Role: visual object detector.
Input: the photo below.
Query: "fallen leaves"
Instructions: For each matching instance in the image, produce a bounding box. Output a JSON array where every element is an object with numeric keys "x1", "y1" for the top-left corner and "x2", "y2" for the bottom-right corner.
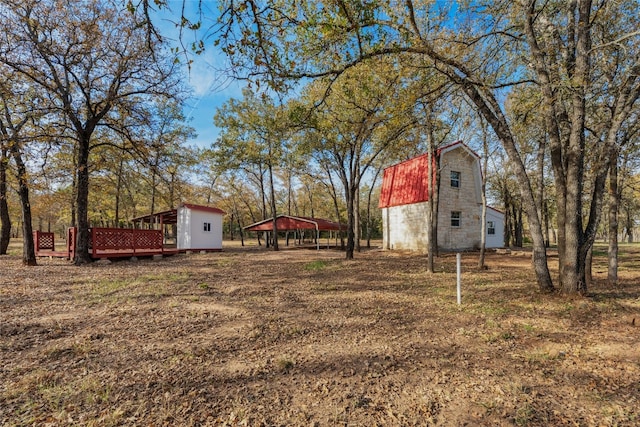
[{"x1": 1, "y1": 244, "x2": 639, "y2": 425}]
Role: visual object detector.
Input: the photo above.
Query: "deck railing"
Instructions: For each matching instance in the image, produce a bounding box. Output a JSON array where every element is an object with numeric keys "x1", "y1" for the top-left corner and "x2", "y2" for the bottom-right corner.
[
  {"x1": 35, "y1": 227, "x2": 168, "y2": 259},
  {"x1": 90, "y1": 227, "x2": 163, "y2": 257}
]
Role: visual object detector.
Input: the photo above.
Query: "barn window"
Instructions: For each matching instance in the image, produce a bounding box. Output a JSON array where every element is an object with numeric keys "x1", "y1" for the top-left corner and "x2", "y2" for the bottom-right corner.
[
  {"x1": 451, "y1": 211, "x2": 461, "y2": 227},
  {"x1": 450, "y1": 171, "x2": 461, "y2": 188},
  {"x1": 487, "y1": 221, "x2": 495, "y2": 235},
  {"x1": 203, "y1": 222, "x2": 211, "y2": 232}
]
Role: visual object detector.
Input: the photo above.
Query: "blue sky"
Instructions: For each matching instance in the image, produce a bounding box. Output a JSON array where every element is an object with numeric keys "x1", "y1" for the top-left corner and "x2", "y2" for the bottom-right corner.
[{"x1": 152, "y1": 1, "x2": 245, "y2": 148}]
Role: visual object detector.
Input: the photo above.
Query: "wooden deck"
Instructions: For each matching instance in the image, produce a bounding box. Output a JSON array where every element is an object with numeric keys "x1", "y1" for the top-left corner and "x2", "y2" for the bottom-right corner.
[{"x1": 34, "y1": 228, "x2": 186, "y2": 260}]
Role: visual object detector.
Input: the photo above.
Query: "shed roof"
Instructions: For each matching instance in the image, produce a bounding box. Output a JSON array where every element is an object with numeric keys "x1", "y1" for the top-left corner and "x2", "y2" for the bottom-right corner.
[
  {"x1": 244, "y1": 215, "x2": 346, "y2": 232},
  {"x1": 132, "y1": 203, "x2": 225, "y2": 225},
  {"x1": 379, "y1": 140, "x2": 480, "y2": 209}
]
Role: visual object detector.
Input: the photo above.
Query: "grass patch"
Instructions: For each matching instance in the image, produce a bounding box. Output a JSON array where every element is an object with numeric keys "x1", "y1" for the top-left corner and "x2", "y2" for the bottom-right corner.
[
  {"x1": 304, "y1": 260, "x2": 329, "y2": 271},
  {"x1": 276, "y1": 357, "x2": 294, "y2": 372},
  {"x1": 91, "y1": 279, "x2": 129, "y2": 299},
  {"x1": 139, "y1": 272, "x2": 190, "y2": 282}
]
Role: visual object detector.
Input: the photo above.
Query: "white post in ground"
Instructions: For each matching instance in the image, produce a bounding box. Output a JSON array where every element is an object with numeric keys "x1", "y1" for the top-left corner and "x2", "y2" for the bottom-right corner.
[{"x1": 456, "y1": 252, "x2": 462, "y2": 305}]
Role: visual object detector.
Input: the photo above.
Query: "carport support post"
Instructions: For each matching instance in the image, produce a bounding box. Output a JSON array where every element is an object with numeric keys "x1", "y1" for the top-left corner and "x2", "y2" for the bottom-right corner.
[{"x1": 456, "y1": 253, "x2": 462, "y2": 305}]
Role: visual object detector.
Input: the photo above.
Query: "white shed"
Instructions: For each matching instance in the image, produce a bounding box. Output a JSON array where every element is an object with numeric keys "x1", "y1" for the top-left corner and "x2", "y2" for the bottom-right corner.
[
  {"x1": 132, "y1": 203, "x2": 225, "y2": 253},
  {"x1": 176, "y1": 204, "x2": 225, "y2": 251}
]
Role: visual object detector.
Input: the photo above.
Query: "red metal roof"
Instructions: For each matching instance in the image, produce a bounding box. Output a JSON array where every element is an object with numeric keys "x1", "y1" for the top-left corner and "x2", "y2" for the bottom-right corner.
[
  {"x1": 182, "y1": 203, "x2": 226, "y2": 215},
  {"x1": 378, "y1": 153, "x2": 435, "y2": 208},
  {"x1": 131, "y1": 203, "x2": 225, "y2": 224},
  {"x1": 244, "y1": 215, "x2": 346, "y2": 232},
  {"x1": 379, "y1": 141, "x2": 476, "y2": 209}
]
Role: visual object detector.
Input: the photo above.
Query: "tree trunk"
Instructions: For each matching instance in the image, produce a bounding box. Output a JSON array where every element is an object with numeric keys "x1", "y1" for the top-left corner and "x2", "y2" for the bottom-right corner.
[
  {"x1": 365, "y1": 167, "x2": 381, "y2": 249},
  {"x1": 267, "y1": 155, "x2": 279, "y2": 251},
  {"x1": 70, "y1": 152, "x2": 77, "y2": 228},
  {"x1": 503, "y1": 184, "x2": 512, "y2": 247},
  {"x1": 585, "y1": 245, "x2": 594, "y2": 288},
  {"x1": 150, "y1": 163, "x2": 157, "y2": 216},
  {"x1": 424, "y1": 109, "x2": 438, "y2": 272},
  {"x1": 426, "y1": 142, "x2": 435, "y2": 273},
  {"x1": 326, "y1": 167, "x2": 345, "y2": 249},
  {"x1": 355, "y1": 188, "x2": 361, "y2": 252},
  {"x1": 607, "y1": 150, "x2": 619, "y2": 286},
  {"x1": 235, "y1": 207, "x2": 245, "y2": 246},
  {"x1": 625, "y1": 209, "x2": 633, "y2": 243},
  {"x1": 0, "y1": 147, "x2": 11, "y2": 255},
  {"x1": 345, "y1": 182, "x2": 356, "y2": 259},
  {"x1": 74, "y1": 136, "x2": 93, "y2": 264},
  {"x1": 115, "y1": 154, "x2": 124, "y2": 226},
  {"x1": 515, "y1": 206, "x2": 523, "y2": 248},
  {"x1": 433, "y1": 153, "x2": 441, "y2": 257},
  {"x1": 543, "y1": 200, "x2": 550, "y2": 247},
  {"x1": 478, "y1": 127, "x2": 489, "y2": 269},
  {"x1": 10, "y1": 144, "x2": 36, "y2": 265},
  {"x1": 456, "y1": 78, "x2": 554, "y2": 292}
]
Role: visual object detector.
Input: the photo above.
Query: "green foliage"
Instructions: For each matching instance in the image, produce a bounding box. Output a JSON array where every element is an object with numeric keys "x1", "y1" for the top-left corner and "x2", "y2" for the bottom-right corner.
[{"x1": 304, "y1": 260, "x2": 328, "y2": 271}]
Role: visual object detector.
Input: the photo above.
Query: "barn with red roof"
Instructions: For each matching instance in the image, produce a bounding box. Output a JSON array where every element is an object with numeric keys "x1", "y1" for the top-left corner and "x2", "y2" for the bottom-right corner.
[{"x1": 379, "y1": 141, "x2": 504, "y2": 251}]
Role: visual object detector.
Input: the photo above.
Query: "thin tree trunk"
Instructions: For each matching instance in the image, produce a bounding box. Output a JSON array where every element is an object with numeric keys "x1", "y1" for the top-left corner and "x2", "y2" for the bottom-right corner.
[
  {"x1": 0, "y1": 147, "x2": 11, "y2": 254},
  {"x1": 150, "y1": 165, "x2": 157, "y2": 217},
  {"x1": 515, "y1": 206, "x2": 524, "y2": 247},
  {"x1": 115, "y1": 154, "x2": 124, "y2": 226},
  {"x1": 607, "y1": 149, "x2": 619, "y2": 286},
  {"x1": 365, "y1": 167, "x2": 382, "y2": 249},
  {"x1": 543, "y1": 200, "x2": 550, "y2": 247},
  {"x1": 345, "y1": 182, "x2": 356, "y2": 259},
  {"x1": 325, "y1": 167, "x2": 345, "y2": 249},
  {"x1": 355, "y1": 187, "x2": 361, "y2": 252},
  {"x1": 424, "y1": 107, "x2": 437, "y2": 272},
  {"x1": 70, "y1": 151, "x2": 77, "y2": 228},
  {"x1": 478, "y1": 126, "x2": 489, "y2": 269},
  {"x1": 10, "y1": 144, "x2": 36, "y2": 265},
  {"x1": 433, "y1": 153, "x2": 441, "y2": 257},
  {"x1": 585, "y1": 245, "x2": 593, "y2": 288},
  {"x1": 625, "y1": 209, "x2": 633, "y2": 243},
  {"x1": 267, "y1": 153, "x2": 279, "y2": 251},
  {"x1": 503, "y1": 187, "x2": 512, "y2": 247}
]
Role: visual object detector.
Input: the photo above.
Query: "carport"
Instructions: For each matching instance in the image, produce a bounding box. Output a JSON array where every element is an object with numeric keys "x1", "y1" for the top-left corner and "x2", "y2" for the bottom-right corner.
[{"x1": 244, "y1": 215, "x2": 345, "y2": 250}]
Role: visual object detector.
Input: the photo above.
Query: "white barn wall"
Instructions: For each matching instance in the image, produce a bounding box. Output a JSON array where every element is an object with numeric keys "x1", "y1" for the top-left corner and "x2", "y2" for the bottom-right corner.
[{"x1": 382, "y1": 203, "x2": 430, "y2": 252}]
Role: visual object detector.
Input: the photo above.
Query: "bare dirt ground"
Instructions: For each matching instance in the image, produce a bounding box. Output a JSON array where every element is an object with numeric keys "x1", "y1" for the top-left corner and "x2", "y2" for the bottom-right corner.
[{"x1": 1, "y1": 240, "x2": 639, "y2": 426}]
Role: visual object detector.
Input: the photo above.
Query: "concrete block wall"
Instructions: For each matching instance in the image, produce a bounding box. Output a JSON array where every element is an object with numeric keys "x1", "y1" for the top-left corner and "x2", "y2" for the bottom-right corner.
[
  {"x1": 438, "y1": 148, "x2": 482, "y2": 250},
  {"x1": 382, "y1": 203, "x2": 431, "y2": 252}
]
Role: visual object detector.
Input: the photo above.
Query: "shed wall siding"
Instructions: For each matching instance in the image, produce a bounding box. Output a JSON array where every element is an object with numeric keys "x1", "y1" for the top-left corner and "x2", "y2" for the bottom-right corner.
[
  {"x1": 177, "y1": 207, "x2": 223, "y2": 250},
  {"x1": 177, "y1": 207, "x2": 191, "y2": 250},
  {"x1": 485, "y1": 209, "x2": 505, "y2": 248}
]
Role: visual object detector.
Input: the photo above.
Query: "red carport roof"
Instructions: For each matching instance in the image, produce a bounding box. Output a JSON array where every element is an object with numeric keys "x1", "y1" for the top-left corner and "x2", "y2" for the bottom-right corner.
[{"x1": 244, "y1": 215, "x2": 346, "y2": 232}]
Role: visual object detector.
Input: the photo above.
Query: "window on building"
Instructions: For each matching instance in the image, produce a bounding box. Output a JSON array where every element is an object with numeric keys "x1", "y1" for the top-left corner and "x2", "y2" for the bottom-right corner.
[
  {"x1": 487, "y1": 221, "x2": 495, "y2": 235},
  {"x1": 451, "y1": 211, "x2": 461, "y2": 227},
  {"x1": 203, "y1": 222, "x2": 211, "y2": 232},
  {"x1": 450, "y1": 170, "x2": 461, "y2": 188}
]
